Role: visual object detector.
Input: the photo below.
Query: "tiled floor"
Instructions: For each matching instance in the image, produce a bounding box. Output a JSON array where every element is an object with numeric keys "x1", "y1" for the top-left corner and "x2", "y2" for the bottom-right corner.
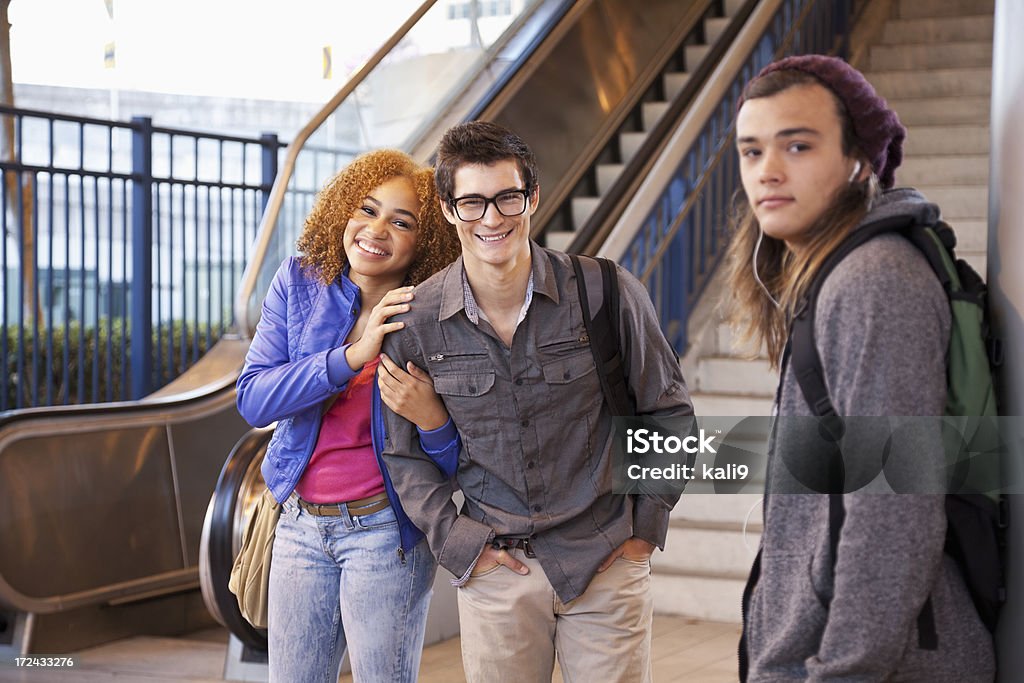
[{"x1": 0, "y1": 616, "x2": 741, "y2": 683}]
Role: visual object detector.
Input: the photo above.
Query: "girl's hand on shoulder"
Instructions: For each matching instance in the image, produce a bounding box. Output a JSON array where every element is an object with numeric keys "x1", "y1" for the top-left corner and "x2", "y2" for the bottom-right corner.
[
  {"x1": 345, "y1": 286, "x2": 414, "y2": 370},
  {"x1": 378, "y1": 354, "x2": 449, "y2": 432}
]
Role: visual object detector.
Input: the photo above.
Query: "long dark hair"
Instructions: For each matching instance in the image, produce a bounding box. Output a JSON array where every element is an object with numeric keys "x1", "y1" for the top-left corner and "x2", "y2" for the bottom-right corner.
[{"x1": 724, "y1": 70, "x2": 879, "y2": 367}]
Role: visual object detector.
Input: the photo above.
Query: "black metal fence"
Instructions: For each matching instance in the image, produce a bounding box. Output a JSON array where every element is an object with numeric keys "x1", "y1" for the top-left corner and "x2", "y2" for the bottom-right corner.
[{"x1": 1, "y1": 106, "x2": 282, "y2": 409}]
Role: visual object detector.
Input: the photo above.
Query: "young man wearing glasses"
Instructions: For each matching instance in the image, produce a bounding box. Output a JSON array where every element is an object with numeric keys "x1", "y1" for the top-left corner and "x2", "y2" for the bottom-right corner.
[{"x1": 379, "y1": 121, "x2": 693, "y2": 682}]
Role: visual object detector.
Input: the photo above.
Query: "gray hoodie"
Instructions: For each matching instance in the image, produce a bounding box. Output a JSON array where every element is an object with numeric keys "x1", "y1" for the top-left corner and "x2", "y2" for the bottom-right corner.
[{"x1": 744, "y1": 189, "x2": 996, "y2": 681}]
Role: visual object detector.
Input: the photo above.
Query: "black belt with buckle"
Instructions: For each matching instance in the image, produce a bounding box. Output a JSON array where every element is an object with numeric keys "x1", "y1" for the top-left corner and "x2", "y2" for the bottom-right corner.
[
  {"x1": 297, "y1": 492, "x2": 390, "y2": 518},
  {"x1": 492, "y1": 536, "x2": 536, "y2": 558}
]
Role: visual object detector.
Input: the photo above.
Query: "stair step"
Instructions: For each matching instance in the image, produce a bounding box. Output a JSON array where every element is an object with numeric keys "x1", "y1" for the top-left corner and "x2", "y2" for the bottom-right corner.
[
  {"x1": 897, "y1": 155, "x2": 989, "y2": 186},
  {"x1": 696, "y1": 357, "x2": 778, "y2": 397},
  {"x1": 914, "y1": 185, "x2": 988, "y2": 220},
  {"x1": 948, "y1": 220, "x2": 988, "y2": 252},
  {"x1": 904, "y1": 124, "x2": 989, "y2": 155},
  {"x1": 685, "y1": 44, "x2": 711, "y2": 70},
  {"x1": 596, "y1": 163, "x2": 625, "y2": 196},
  {"x1": 619, "y1": 131, "x2": 648, "y2": 163},
  {"x1": 712, "y1": 321, "x2": 767, "y2": 357},
  {"x1": 663, "y1": 72, "x2": 690, "y2": 100},
  {"x1": 869, "y1": 67, "x2": 991, "y2": 99},
  {"x1": 642, "y1": 101, "x2": 671, "y2": 131},
  {"x1": 571, "y1": 196, "x2": 601, "y2": 232},
  {"x1": 895, "y1": 0, "x2": 994, "y2": 20},
  {"x1": 887, "y1": 96, "x2": 990, "y2": 126},
  {"x1": 704, "y1": 16, "x2": 731, "y2": 43},
  {"x1": 544, "y1": 230, "x2": 575, "y2": 253},
  {"x1": 650, "y1": 572, "x2": 744, "y2": 622},
  {"x1": 690, "y1": 392, "x2": 775, "y2": 417},
  {"x1": 672, "y1": 492, "x2": 765, "y2": 528},
  {"x1": 870, "y1": 41, "x2": 992, "y2": 71},
  {"x1": 723, "y1": 0, "x2": 746, "y2": 17},
  {"x1": 880, "y1": 15, "x2": 993, "y2": 44},
  {"x1": 656, "y1": 526, "x2": 760, "y2": 579}
]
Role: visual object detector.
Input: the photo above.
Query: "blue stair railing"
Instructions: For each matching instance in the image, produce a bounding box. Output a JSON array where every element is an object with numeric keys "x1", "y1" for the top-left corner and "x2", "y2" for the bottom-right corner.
[{"x1": 598, "y1": 0, "x2": 853, "y2": 355}]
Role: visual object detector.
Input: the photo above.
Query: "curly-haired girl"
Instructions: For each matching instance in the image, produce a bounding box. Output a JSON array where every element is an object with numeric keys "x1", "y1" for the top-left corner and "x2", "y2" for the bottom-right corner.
[{"x1": 236, "y1": 148, "x2": 461, "y2": 682}]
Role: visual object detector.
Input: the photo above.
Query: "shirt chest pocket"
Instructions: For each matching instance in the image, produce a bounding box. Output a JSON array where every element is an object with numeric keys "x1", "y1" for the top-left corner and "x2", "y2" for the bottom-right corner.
[
  {"x1": 432, "y1": 370, "x2": 498, "y2": 440},
  {"x1": 539, "y1": 347, "x2": 601, "y2": 421},
  {"x1": 541, "y1": 352, "x2": 595, "y2": 385},
  {"x1": 539, "y1": 333, "x2": 597, "y2": 386},
  {"x1": 433, "y1": 371, "x2": 495, "y2": 398}
]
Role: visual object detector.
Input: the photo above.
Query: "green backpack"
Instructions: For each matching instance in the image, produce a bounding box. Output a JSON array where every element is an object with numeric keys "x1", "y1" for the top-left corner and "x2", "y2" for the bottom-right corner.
[{"x1": 788, "y1": 216, "x2": 1006, "y2": 640}]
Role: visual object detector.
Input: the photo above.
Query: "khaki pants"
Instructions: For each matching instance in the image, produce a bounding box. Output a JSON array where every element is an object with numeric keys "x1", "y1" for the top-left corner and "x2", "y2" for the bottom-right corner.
[{"x1": 457, "y1": 551, "x2": 653, "y2": 683}]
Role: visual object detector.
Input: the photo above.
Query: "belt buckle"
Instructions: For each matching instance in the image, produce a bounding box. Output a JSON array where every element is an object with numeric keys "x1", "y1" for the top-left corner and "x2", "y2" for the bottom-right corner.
[{"x1": 494, "y1": 537, "x2": 536, "y2": 559}]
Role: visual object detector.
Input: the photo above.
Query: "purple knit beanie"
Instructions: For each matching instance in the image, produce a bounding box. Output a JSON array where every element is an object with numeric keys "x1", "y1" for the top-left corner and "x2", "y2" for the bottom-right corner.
[{"x1": 740, "y1": 55, "x2": 906, "y2": 189}]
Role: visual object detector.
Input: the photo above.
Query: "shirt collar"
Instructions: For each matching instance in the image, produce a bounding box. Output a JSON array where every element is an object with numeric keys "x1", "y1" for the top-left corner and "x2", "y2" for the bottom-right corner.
[
  {"x1": 436, "y1": 241, "x2": 560, "y2": 323},
  {"x1": 462, "y1": 267, "x2": 534, "y2": 326}
]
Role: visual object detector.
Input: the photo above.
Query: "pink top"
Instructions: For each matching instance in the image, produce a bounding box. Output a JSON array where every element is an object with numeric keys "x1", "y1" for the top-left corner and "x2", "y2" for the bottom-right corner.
[{"x1": 294, "y1": 357, "x2": 386, "y2": 504}]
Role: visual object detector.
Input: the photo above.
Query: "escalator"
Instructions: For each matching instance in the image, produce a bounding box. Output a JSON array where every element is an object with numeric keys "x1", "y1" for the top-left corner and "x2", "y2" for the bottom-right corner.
[
  {"x1": 0, "y1": 0, "x2": 764, "y2": 658},
  {"x1": 206, "y1": 0, "x2": 760, "y2": 659},
  {"x1": 0, "y1": 1, "x2": 572, "y2": 657}
]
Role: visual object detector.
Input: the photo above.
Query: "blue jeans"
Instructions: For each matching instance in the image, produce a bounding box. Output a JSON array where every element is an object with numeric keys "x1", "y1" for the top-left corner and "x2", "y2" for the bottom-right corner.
[{"x1": 267, "y1": 494, "x2": 436, "y2": 683}]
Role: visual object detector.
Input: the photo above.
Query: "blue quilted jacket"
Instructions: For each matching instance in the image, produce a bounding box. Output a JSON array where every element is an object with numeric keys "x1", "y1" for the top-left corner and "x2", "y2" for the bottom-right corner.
[{"x1": 236, "y1": 257, "x2": 459, "y2": 554}]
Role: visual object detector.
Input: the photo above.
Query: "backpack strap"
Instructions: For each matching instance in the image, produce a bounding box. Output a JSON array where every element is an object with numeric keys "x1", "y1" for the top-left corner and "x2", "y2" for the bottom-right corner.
[
  {"x1": 570, "y1": 254, "x2": 635, "y2": 416},
  {"x1": 789, "y1": 215, "x2": 917, "y2": 419},
  {"x1": 791, "y1": 215, "x2": 944, "y2": 649}
]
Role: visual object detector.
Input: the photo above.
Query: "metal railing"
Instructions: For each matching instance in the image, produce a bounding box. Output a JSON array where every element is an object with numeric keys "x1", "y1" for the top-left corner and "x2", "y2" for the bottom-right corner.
[
  {"x1": 599, "y1": 0, "x2": 852, "y2": 353},
  {"x1": 0, "y1": 106, "x2": 284, "y2": 408},
  {"x1": 2, "y1": 0, "x2": 554, "y2": 413}
]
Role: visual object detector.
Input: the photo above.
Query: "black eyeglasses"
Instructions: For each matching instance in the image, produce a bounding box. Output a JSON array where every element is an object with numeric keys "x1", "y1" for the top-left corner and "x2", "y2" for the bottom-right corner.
[{"x1": 449, "y1": 188, "x2": 532, "y2": 222}]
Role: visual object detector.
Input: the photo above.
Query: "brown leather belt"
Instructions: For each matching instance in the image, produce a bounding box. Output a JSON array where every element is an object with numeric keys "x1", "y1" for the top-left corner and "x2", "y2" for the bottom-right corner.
[{"x1": 297, "y1": 492, "x2": 390, "y2": 517}]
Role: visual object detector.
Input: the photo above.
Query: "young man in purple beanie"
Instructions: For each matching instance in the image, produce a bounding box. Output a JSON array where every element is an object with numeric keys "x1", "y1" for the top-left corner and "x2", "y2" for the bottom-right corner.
[{"x1": 726, "y1": 55, "x2": 996, "y2": 681}]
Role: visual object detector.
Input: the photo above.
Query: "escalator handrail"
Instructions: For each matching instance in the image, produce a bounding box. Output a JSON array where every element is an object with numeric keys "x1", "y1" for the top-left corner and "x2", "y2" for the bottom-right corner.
[
  {"x1": 466, "y1": 0, "x2": 595, "y2": 127},
  {"x1": 0, "y1": 567, "x2": 201, "y2": 615},
  {"x1": 0, "y1": 337, "x2": 247, "y2": 430},
  {"x1": 0, "y1": 378, "x2": 241, "y2": 613},
  {"x1": 406, "y1": 0, "x2": 577, "y2": 163},
  {"x1": 200, "y1": 426, "x2": 274, "y2": 651},
  {"x1": 570, "y1": 0, "x2": 761, "y2": 255},
  {"x1": 525, "y1": 0, "x2": 717, "y2": 240},
  {"x1": 598, "y1": 0, "x2": 791, "y2": 265},
  {"x1": 457, "y1": 0, "x2": 577, "y2": 128},
  {"x1": 234, "y1": 0, "x2": 439, "y2": 338}
]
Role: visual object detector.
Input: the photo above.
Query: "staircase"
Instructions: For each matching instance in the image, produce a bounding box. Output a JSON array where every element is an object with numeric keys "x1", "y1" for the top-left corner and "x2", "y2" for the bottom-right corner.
[
  {"x1": 864, "y1": 0, "x2": 993, "y2": 275},
  {"x1": 546, "y1": 0, "x2": 749, "y2": 251},
  {"x1": 653, "y1": 0, "x2": 994, "y2": 624}
]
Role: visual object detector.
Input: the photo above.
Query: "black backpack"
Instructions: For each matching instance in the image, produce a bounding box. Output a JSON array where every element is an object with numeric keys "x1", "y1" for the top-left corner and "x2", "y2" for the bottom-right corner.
[
  {"x1": 788, "y1": 216, "x2": 1007, "y2": 643},
  {"x1": 569, "y1": 254, "x2": 635, "y2": 417}
]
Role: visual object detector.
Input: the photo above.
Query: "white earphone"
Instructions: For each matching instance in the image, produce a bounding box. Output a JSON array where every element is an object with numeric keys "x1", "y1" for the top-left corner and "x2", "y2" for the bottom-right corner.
[{"x1": 848, "y1": 161, "x2": 862, "y2": 183}]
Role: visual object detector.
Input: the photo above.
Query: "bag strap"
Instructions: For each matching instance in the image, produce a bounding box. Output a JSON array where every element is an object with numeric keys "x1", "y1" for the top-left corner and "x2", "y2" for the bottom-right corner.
[
  {"x1": 570, "y1": 254, "x2": 635, "y2": 416},
  {"x1": 789, "y1": 215, "x2": 917, "y2": 419},
  {"x1": 800, "y1": 216, "x2": 944, "y2": 650}
]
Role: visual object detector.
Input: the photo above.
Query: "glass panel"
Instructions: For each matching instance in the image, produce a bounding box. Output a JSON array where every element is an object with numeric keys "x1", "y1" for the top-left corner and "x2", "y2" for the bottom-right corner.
[{"x1": 245, "y1": 0, "x2": 545, "y2": 330}]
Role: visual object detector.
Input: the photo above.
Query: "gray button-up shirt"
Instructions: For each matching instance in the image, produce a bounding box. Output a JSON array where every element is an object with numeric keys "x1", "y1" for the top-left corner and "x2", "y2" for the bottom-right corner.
[{"x1": 381, "y1": 242, "x2": 693, "y2": 602}]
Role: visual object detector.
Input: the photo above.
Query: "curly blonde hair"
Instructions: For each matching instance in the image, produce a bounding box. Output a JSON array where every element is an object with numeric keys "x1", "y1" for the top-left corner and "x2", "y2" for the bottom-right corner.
[{"x1": 296, "y1": 149, "x2": 460, "y2": 286}]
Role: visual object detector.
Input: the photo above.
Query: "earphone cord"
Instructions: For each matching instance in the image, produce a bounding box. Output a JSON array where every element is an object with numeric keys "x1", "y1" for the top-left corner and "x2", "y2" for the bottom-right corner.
[
  {"x1": 742, "y1": 496, "x2": 765, "y2": 553},
  {"x1": 753, "y1": 227, "x2": 781, "y2": 309}
]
